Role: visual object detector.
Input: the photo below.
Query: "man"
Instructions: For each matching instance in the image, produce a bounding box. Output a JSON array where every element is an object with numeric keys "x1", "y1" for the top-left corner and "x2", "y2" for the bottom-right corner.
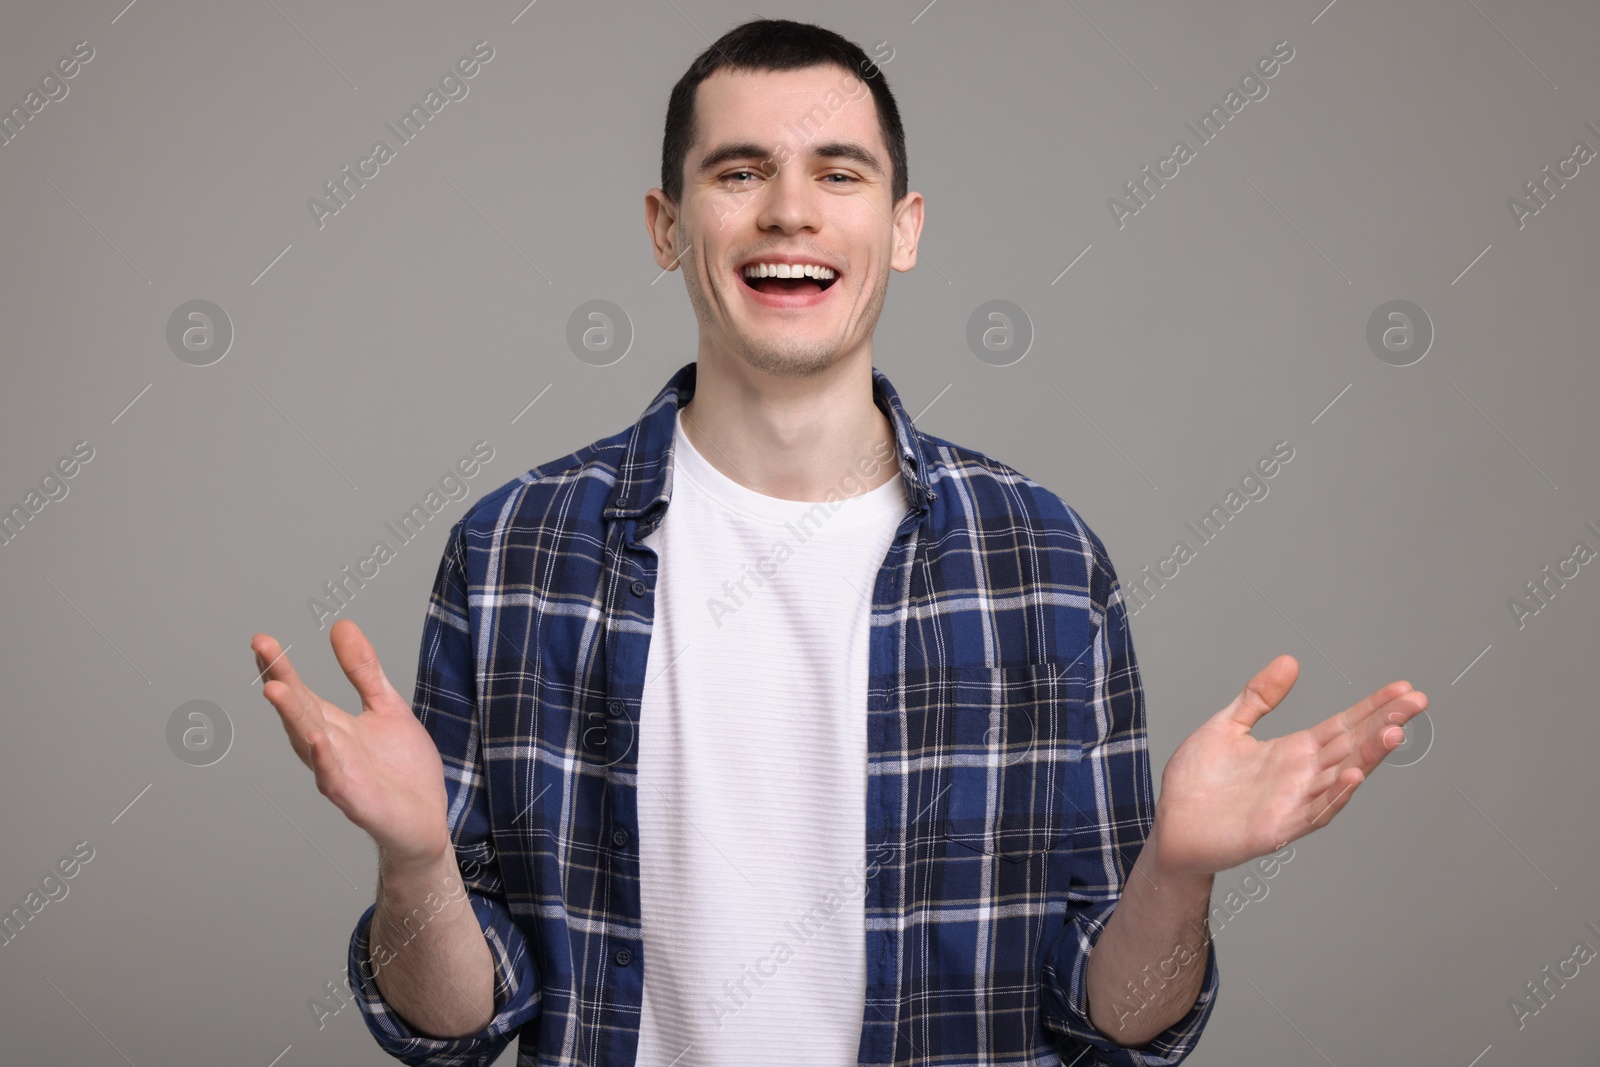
[{"x1": 251, "y1": 18, "x2": 1427, "y2": 1067}]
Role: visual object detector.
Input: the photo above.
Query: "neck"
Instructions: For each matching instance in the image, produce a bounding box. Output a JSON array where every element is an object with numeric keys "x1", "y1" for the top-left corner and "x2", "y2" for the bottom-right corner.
[{"x1": 678, "y1": 349, "x2": 899, "y2": 503}]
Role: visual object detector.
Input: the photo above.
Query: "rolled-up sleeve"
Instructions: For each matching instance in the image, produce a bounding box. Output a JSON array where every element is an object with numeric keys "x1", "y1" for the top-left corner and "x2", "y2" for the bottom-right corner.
[
  {"x1": 347, "y1": 889, "x2": 539, "y2": 1066},
  {"x1": 1041, "y1": 536, "x2": 1220, "y2": 1065},
  {"x1": 1042, "y1": 901, "x2": 1219, "y2": 1066},
  {"x1": 345, "y1": 519, "x2": 542, "y2": 1065}
]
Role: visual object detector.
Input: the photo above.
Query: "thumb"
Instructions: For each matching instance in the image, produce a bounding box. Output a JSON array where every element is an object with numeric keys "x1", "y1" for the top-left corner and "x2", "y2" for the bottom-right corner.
[
  {"x1": 328, "y1": 618, "x2": 402, "y2": 711},
  {"x1": 1222, "y1": 654, "x2": 1299, "y2": 731}
]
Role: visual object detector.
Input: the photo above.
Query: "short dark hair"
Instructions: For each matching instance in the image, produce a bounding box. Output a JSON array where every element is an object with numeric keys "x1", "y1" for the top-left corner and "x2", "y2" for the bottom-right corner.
[{"x1": 659, "y1": 18, "x2": 907, "y2": 208}]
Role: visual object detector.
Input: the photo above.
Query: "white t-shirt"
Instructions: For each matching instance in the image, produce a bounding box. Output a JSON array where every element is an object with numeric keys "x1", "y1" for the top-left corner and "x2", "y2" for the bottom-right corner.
[{"x1": 633, "y1": 410, "x2": 908, "y2": 1066}]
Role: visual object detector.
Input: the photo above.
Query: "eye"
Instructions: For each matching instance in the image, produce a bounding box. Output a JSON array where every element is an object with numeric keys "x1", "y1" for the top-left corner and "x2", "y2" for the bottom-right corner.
[
  {"x1": 723, "y1": 169, "x2": 764, "y2": 184},
  {"x1": 822, "y1": 173, "x2": 859, "y2": 184}
]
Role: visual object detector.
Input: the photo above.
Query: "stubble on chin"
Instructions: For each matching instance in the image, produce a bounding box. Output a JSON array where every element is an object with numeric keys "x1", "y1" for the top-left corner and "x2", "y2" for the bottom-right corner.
[{"x1": 738, "y1": 340, "x2": 844, "y2": 379}]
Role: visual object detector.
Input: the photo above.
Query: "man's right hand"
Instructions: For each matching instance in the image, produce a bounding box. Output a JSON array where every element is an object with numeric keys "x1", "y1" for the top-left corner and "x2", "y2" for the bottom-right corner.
[{"x1": 251, "y1": 619, "x2": 452, "y2": 872}]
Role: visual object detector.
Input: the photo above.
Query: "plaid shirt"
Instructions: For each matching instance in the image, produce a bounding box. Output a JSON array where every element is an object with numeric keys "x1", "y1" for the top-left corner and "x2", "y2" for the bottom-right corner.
[{"x1": 347, "y1": 359, "x2": 1219, "y2": 1066}]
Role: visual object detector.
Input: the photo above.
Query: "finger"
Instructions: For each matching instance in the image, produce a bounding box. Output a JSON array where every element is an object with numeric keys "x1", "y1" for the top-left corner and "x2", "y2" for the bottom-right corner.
[
  {"x1": 251, "y1": 632, "x2": 321, "y2": 707},
  {"x1": 328, "y1": 619, "x2": 403, "y2": 713},
  {"x1": 1366, "y1": 690, "x2": 1428, "y2": 768},
  {"x1": 1315, "y1": 689, "x2": 1428, "y2": 775},
  {"x1": 1223, "y1": 654, "x2": 1300, "y2": 731},
  {"x1": 259, "y1": 677, "x2": 318, "y2": 767},
  {"x1": 1305, "y1": 693, "x2": 1424, "y2": 827},
  {"x1": 304, "y1": 726, "x2": 351, "y2": 804},
  {"x1": 250, "y1": 632, "x2": 296, "y2": 687},
  {"x1": 1308, "y1": 678, "x2": 1416, "y2": 747},
  {"x1": 251, "y1": 632, "x2": 333, "y2": 760},
  {"x1": 1305, "y1": 766, "x2": 1363, "y2": 828}
]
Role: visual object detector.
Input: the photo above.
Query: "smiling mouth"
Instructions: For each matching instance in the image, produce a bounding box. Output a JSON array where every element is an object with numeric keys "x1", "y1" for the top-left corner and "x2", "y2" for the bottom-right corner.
[
  {"x1": 739, "y1": 267, "x2": 838, "y2": 296},
  {"x1": 742, "y1": 275, "x2": 835, "y2": 295}
]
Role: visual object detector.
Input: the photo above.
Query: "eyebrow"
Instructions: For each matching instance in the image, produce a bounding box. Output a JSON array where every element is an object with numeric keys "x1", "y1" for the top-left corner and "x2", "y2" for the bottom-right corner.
[{"x1": 696, "y1": 139, "x2": 885, "y2": 177}]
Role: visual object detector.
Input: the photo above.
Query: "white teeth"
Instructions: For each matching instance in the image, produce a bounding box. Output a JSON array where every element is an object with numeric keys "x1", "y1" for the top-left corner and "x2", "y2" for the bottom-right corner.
[{"x1": 741, "y1": 262, "x2": 836, "y2": 281}]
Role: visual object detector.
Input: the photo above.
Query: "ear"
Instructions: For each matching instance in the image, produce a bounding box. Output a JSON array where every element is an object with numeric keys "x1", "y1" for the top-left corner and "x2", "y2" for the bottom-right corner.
[
  {"x1": 645, "y1": 189, "x2": 683, "y2": 272},
  {"x1": 889, "y1": 190, "x2": 925, "y2": 273}
]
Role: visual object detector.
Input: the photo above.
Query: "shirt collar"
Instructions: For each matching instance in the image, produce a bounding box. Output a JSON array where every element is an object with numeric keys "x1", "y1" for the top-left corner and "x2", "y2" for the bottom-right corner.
[{"x1": 603, "y1": 359, "x2": 937, "y2": 523}]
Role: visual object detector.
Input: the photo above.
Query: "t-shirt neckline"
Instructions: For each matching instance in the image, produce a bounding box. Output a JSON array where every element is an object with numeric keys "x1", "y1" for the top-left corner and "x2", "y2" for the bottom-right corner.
[{"x1": 670, "y1": 409, "x2": 907, "y2": 528}]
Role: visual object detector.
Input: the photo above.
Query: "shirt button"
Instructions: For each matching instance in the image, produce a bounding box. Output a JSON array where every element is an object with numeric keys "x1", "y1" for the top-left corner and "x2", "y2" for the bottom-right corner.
[
  {"x1": 630, "y1": 579, "x2": 647, "y2": 597},
  {"x1": 614, "y1": 948, "x2": 633, "y2": 966},
  {"x1": 607, "y1": 700, "x2": 625, "y2": 718},
  {"x1": 611, "y1": 828, "x2": 629, "y2": 847}
]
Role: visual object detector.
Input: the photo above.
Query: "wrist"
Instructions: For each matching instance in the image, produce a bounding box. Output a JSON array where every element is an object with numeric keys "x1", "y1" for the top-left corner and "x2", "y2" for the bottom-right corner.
[
  {"x1": 1142, "y1": 818, "x2": 1216, "y2": 891},
  {"x1": 373, "y1": 850, "x2": 471, "y2": 941},
  {"x1": 378, "y1": 839, "x2": 457, "y2": 887}
]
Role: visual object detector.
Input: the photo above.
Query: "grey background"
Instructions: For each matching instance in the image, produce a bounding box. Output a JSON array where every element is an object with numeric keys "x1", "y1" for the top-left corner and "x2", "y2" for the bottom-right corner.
[{"x1": 1, "y1": 0, "x2": 1596, "y2": 1063}]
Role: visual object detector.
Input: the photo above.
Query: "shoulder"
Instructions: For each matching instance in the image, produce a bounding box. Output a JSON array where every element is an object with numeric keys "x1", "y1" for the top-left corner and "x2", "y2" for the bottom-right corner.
[
  {"x1": 923, "y1": 432, "x2": 1119, "y2": 610},
  {"x1": 450, "y1": 423, "x2": 635, "y2": 551}
]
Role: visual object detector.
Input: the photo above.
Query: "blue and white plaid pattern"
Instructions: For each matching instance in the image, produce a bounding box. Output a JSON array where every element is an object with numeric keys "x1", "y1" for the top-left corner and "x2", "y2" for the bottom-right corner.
[{"x1": 347, "y1": 359, "x2": 1219, "y2": 1066}]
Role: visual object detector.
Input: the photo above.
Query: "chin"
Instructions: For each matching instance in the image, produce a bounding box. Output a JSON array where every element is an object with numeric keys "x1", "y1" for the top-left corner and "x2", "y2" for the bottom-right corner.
[{"x1": 733, "y1": 340, "x2": 846, "y2": 379}]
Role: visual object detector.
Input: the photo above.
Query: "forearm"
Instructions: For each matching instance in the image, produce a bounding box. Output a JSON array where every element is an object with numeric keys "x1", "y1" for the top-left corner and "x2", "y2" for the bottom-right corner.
[
  {"x1": 369, "y1": 850, "x2": 497, "y2": 1038},
  {"x1": 1084, "y1": 821, "x2": 1214, "y2": 1046}
]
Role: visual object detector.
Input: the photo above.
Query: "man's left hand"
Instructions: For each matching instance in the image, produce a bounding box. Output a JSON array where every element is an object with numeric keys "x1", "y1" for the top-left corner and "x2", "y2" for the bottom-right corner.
[{"x1": 1148, "y1": 654, "x2": 1428, "y2": 879}]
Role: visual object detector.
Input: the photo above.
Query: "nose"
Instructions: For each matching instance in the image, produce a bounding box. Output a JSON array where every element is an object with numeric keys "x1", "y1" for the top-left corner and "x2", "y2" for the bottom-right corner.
[{"x1": 753, "y1": 159, "x2": 822, "y2": 235}]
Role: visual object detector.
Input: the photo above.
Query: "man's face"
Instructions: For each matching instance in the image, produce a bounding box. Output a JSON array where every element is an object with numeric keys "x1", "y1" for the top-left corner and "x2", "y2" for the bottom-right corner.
[{"x1": 647, "y1": 64, "x2": 923, "y2": 379}]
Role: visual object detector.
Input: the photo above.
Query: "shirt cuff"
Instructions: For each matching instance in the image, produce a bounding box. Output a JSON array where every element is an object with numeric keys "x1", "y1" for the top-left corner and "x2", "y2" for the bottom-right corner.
[
  {"x1": 346, "y1": 890, "x2": 541, "y2": 1067},
  {"x1": 1041, "y1": 898, "x2": 1220, "y2": 1067}
]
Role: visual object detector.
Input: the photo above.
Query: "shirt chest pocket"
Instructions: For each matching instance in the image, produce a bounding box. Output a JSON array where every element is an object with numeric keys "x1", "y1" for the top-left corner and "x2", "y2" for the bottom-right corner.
[{"x1": 939, "y1": 659, "x2": 1092, "y2": 862}]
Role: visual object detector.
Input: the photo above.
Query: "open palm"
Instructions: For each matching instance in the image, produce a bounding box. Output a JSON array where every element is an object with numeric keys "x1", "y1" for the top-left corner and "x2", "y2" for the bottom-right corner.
[
  {"x1": 1150, "y1": 654, "x2": 1428, "y2": 879},
  {"x1": 251, "y1": 619, "x2": 451, "y2": 869}
]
